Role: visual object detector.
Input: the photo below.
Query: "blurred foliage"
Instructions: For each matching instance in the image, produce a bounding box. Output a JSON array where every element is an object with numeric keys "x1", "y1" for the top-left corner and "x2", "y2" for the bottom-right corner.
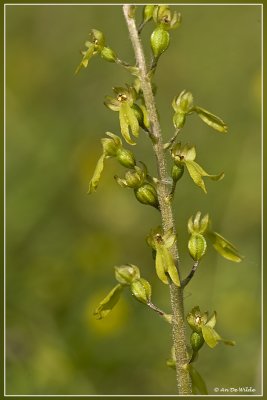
[{"x1": 6, "y1": 5, "x2": 261, "y2": 395}]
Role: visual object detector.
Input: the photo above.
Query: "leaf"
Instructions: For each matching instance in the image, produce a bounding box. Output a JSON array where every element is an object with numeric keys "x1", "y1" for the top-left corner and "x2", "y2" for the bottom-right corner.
[
  {"x1": 185, "y1": 160, "x2": 224, "y2": 193},
  {"x1": 75, "y1": 43, "x2": 95, "y2": 75},
  {"x1": 194, "y1": 106, "x2": 228, "y2": 133},
  {"x1": 188, "y1": 364, "x2": 208, "y2": 395},
  {"x1": 202, "y1": 325, "x2": 221, "y2": 348},
  {"x1": 88, "y1": 154, "x2": 105, "y2": 194},
  {"x1": 93, "y1": 284, "x2": 123, "y2": 319},
  {"x1": 208, "y1": 231, "x2": 243, "y2": 262},
  {"x1": 119, "y1": 105, "x2": 136, "y2": 145}
]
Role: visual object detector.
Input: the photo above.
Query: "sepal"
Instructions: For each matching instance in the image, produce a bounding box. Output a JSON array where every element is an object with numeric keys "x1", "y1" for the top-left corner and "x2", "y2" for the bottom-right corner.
[
  {"x1": 114, "y1": 264, "x2": 140, "y2": 285},
  {"x1": 194, "y1": 106, "x2": 228, "y2": 133},
  {"x1": 171, "y1": 142, "x2": 224, "y2": 193},
  {"x1": 188, "y1": 211, "x2": 209, "y2": 234},
  {"x1": 207, "y1": 231, "x2": 243, "y2": 262},
  {"x1": 88, "y1": 154, "x2": 105, "y2": 194},
  {"x1": 93, "y1": 284, "x2": 123, "y2": 319}
]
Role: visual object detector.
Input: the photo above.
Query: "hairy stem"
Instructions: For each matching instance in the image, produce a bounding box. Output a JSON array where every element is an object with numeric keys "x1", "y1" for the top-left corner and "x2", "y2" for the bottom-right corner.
[{"x1": 123, "y1": 5, "x2": 192, "y2": 395}]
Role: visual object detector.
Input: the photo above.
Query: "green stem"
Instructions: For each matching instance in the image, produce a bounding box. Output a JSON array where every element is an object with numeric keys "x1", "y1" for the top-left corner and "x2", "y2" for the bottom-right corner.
[
  {"x1": 182, "y1": 261, "x2": 200, "y2": 288},
  {"x1": 123, "y1": 5, "x2": 192, "y2": 395}
]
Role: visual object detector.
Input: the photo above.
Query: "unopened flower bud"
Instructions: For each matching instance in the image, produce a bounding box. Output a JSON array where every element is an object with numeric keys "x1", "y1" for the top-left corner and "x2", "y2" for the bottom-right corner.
[
  {"x1": 188, "y1": 212, "x2": 209, "y2": 234},
  {"x1": 143, "y1": 5, "x2": 155, "y2": 22},
  {"x1": 101, "y1": 138, "x2": 119, "y2": 157},
  {"x1": 134, "y1": 183, "x2": 159, "y2": 209},
  {"x1": 188, "y1": 233, "x2": 207, "y2": 261},
  {"x1": 125, "y1": 170, "x2": 144, "y2": 188},
  {"x1": 150, "y1": 27, "x2": 170, "y2": 59},
  {"x1": 130, "y1": 278, "x2": 152, "y2": 304},
  {"x1": 116, "y1": 148, "x2": 136, "y2": 168},
  {"x1": 173, "y1": 90, "x2": 194, "y2": 114},
  {"x1": 114, "y1": 264, "x2": 140, "y2": 285},
  {"x1": 101, "y1": 47, "x2": 117, "y2": 63}
]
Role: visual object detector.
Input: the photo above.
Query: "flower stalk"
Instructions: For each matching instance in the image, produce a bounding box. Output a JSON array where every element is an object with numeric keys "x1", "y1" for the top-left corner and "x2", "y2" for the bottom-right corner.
[{"x1": 123, "y1": 5, "x2": 192, "y2": 395}]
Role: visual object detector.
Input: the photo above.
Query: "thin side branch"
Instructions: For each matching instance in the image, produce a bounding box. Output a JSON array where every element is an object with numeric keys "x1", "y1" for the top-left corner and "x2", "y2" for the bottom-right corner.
[{"x1": 182, "y1": 261, "x2": 200, "y2": 288}]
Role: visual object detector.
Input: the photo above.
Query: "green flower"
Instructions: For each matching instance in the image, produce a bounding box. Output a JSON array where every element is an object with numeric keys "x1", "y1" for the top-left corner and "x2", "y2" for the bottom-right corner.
[
  {"x1": 153, "y1": 5, "x2": 181, "y2": 30},
  {"x1": 187, "y1": 212, "x2": 243, "y2": 263},
  {"x1": 88, "y1": 132, "x2": 136, "y2": 194},
  {"x1": 75, "y1": 29, "x2": 118, "y2": 74},
  {"x1": 147, "y1": 227, "x2": 180, "y2": 286},
  {"x1": 187, "y1": 306, "x2": 235, "y2": 349},
  {"x1": 171, "y1": 143, "x2": 224, "y2": 193},
  {"x1": 104, "y1": 86, "x2": 140, "y2": 145},
  {"x1": 172, "y1": 90, "x2": 228, "y2": 133}
]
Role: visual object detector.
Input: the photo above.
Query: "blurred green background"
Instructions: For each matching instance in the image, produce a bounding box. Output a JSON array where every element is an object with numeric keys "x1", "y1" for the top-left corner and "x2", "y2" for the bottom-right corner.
[{"x1": 6, "y1": 5, "x2": 261, "y2": 395}]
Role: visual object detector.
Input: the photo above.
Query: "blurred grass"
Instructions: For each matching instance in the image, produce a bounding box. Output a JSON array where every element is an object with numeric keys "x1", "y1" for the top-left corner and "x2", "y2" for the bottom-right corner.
[{"x1": 6, "y1": 5, "x2": 261, "y2": 395}]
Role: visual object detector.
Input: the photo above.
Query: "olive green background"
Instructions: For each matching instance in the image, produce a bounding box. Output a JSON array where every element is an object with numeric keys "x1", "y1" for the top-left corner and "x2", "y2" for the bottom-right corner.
[{"x1": 5, "y1": 5, "x2": 261, "y2": 395}]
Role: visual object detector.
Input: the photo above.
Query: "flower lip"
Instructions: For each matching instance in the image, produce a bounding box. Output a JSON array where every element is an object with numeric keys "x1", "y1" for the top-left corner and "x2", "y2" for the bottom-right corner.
[
  {"x1": 117, "y1": 93, "x2": 128, "y2": 102},
  {"x1": 162, "y1": 16, "x2": 170, "y2": 24},
  {"x1": 155, "y1": 233, "x2": 164, "y2": 244}
]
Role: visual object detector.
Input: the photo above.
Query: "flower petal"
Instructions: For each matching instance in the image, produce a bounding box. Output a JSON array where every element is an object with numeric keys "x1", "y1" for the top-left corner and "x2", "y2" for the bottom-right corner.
[
  {"x1": 119, "y1": 106, "x2": 136, "y2": 145},
  {"x1": 208, "y1": 231, "x2": 243, "y2": 262},
  {"x1": 75, "y1": 43, "x2": 95, "y2": 74},
  {"x1": 194, "y1": 106, "x2": 228, "y2": 133},
  {"x1": 88, "y1": 154, "x2": 105, "y2": 194},
  {"x1": 185, "y1": 160, "x2": 224, "y2": 193},
  {"x1": 93, "y1": 284, "x2": 123, "y2": 319}
]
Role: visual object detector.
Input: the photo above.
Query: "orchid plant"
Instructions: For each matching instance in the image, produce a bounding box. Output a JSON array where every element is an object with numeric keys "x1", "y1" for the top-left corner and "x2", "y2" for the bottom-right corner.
[{"x1": 75, "y1": 5, "x2": 242, "y2": 395}]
